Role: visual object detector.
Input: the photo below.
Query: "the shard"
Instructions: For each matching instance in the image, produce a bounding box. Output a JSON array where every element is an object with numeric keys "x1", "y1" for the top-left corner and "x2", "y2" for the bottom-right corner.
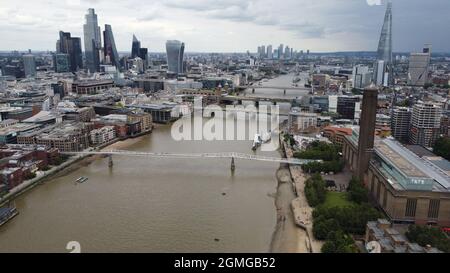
[{"x1": 374, "y1": 2, "x2": 393, "y2": 87}]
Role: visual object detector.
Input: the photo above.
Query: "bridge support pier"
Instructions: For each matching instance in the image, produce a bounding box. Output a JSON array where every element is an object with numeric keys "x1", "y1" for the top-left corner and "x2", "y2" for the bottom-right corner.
[
  {"x1": 255, "y1": 101, "x2": 259, "y2": 108},
  {"x1": 231, "y1": 157, "x2": 236, "y2": 172},
  {"x1": 108, "y1": 155, "x2": 113, "y2": 168},
  {"x1": 284, "y1": 89, "x2": 286, "y2": 95},
  {"x1": 252, "y1": 88, "x2": 255, "y2": 94}
]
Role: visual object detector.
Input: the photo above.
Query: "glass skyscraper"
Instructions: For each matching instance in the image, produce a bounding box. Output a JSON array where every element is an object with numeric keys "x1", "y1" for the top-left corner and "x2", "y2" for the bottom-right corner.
[
  {"x1": 54, "y1": 53, "x2": 70, "y2": 73},
  {"x1": 131, "y1": 34, "x2": 141, "y2": 59},
  {"x1": 374, "y1": 2, "x2": 393, "y2": 87},
  {"x1": 22, "y1": 54, "x2": 36, "y2": 77},
  {"x1": 103, "y1": 24, "x2": 120, "y2": 69},
  {"x1": 165, "y1": 40, "x2": 185, "y2": 74},
  {"x1": 57, "y1": 31, "x2": 83, "y2": 72},
  {"x1": 130, "y1": 35, "x2": 149, "y2": 69},
  {"x1": 83, "y1": 8, "x2": 101, "y2": 73}
]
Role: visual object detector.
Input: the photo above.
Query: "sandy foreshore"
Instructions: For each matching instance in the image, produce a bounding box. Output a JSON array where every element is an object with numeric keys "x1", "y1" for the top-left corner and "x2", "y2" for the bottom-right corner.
[
  {"x1": 285, "y1": 143, "x2": 324, "y2": 253},
  {"x1": 270, "y1": 164, "x2": 310, "y2": 253},
  {"x1": 269, "y1": 134, "x2": 325, "y2": 253}
]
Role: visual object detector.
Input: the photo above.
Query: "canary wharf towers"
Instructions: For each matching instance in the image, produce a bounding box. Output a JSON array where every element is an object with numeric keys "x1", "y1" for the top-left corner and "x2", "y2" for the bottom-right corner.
[{"x1": 373, "y1": 2, "x2": 393, "y2": 87}]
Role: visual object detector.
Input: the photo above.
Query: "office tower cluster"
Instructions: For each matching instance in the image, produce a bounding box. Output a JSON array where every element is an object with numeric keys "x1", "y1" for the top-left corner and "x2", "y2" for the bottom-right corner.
[
  {"x1": 48, "y1": 8, "x2": 188, "y2": 76},
  {"x1": 256, "y1": 44, "x2": 303, "y2": 60},
  {"x1": 56, "y1": 31, "x2": 83, "y2": 72},
  {"x1": 130, "y1": 34, "x2": 149, "y2": 71},
  {"x1": 52, "y1": 8, "x2": 122, "y2": 74}
]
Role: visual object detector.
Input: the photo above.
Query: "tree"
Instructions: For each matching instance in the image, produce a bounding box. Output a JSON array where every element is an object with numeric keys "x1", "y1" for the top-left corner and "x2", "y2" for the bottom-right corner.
[
  {"x1": 296, "y1": 141, "x2": 344, "y2": 174},
  {"x1": 283, "y1": 133, "x2": 296, "y2": 148},
  {"x1": 433, "y1": 137, "x2": 450, "y2": 161},
  {"x1": 313, "y1": 204, "x2": 381, "y2": 235},
  {"x1": 294, "y1": 141, "x2": 340, "y2": 161},
  {"x1": 347, "y1": 177, "x2": 369, "y2": 204},
  {"x1": 321, "y1": 230, "x2": 358, "y2": 253},
  {"x1": 40, "y1": 165, "x2": 51, "y2": 171},
  {"x1": 406, "y1": 225, "x2": 450, "y2": 253},
  {"x1": 305, "y1": 174, "x2": 327, "y2": 207},
  {"x1": 25, "y1": 172, "x2": 37, "y2": 180},
  {"x1": 313, "y1": 216, "x2": 340, "y2": 240}
]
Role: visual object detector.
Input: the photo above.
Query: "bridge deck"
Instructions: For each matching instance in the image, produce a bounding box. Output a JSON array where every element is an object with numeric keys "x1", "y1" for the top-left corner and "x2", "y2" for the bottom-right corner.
[
  {"x1": 238, "y1": 86, "x2": 310, "y2": 91},
  {"x1": 222, "y1": 96, "x2": 294, "y2": 103},
  {"x1": 62, "y1": 150, "x2": 318, "y2": 165}
]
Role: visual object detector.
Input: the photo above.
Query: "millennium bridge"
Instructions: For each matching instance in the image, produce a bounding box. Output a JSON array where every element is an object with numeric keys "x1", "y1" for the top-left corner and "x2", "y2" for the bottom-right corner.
[{"x1": 62, "y1": 150, "x2": 318, "y2": 170}]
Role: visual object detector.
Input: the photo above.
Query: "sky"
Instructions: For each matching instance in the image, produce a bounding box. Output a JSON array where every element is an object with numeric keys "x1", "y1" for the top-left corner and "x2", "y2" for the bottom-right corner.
[{"x1": 0, "y1": 0, "x2": 449, "y2": 53}]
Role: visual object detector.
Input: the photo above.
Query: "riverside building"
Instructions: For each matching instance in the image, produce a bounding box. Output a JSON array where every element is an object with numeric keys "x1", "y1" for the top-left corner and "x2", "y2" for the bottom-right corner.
[{"x1": 343, "y1": 88, "x2": 450, "y2": 227}]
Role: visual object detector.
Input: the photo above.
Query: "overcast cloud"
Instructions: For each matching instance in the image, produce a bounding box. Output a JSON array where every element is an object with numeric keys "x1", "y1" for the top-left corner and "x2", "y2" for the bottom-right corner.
[{"x1": 0, "y1": 0, "x2": 449, "y2": 52}]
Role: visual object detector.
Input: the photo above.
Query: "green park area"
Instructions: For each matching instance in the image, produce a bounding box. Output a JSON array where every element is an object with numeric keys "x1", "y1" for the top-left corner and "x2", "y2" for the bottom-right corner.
[
  {"x1": 305, "y1": 175, "x2": 382, "y2": 253},
  {"x1": 322, "y1": 192, "x2": 353, "y2": 209}
]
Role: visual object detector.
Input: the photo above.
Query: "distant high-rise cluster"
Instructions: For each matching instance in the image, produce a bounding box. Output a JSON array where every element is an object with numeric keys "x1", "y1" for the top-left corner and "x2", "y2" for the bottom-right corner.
[
  {"x1": 256, "y1": 44, "x2": 303, "y2": 60},
  {"x1": 52, "y1": 8, "x2": 138, "y2": 74},
  {"x1": 56, "y1": 31, "x2": 83, "y2": 72},
  {"x1": 130, "y1": 34, "x2": 149, "y2": 69}
]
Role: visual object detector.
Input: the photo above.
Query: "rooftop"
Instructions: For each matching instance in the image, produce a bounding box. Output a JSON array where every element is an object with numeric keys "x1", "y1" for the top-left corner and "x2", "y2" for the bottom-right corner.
[
  {"x1": 0, "y1": 123, "x2": 40, "y2": 136},
  {"x1": 348, "y1": 128, "x2": 450, "y2": 192},
  {"x1": 375, "y1": 138, "x2": 450, "y2": 191}
]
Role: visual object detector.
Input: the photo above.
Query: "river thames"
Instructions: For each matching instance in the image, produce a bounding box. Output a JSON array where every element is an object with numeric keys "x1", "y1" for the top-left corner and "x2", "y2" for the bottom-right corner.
[{"x1": 0, "y1": 73, "x2": 308, "y2": 252}]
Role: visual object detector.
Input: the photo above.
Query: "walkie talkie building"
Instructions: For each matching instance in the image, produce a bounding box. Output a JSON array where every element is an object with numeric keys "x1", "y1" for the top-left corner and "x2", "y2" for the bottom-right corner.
[{"x1": 165, "y1": 40, "x2": 185, "y2": 74}]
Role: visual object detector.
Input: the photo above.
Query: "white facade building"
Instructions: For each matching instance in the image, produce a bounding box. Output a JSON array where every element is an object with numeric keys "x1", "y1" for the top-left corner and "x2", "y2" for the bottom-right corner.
[{"x1": 90, "y1": 126, "x2": 116, "y2": 145}]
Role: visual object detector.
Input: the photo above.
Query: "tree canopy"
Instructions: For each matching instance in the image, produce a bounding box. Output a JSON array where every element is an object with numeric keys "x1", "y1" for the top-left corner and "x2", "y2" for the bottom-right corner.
[
  {"x1": 406, "y1": 225, "x2": 450, "y2": 253},
  {"x1": 433, "y1": 137, "x2": 450, "y2": 161}
]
